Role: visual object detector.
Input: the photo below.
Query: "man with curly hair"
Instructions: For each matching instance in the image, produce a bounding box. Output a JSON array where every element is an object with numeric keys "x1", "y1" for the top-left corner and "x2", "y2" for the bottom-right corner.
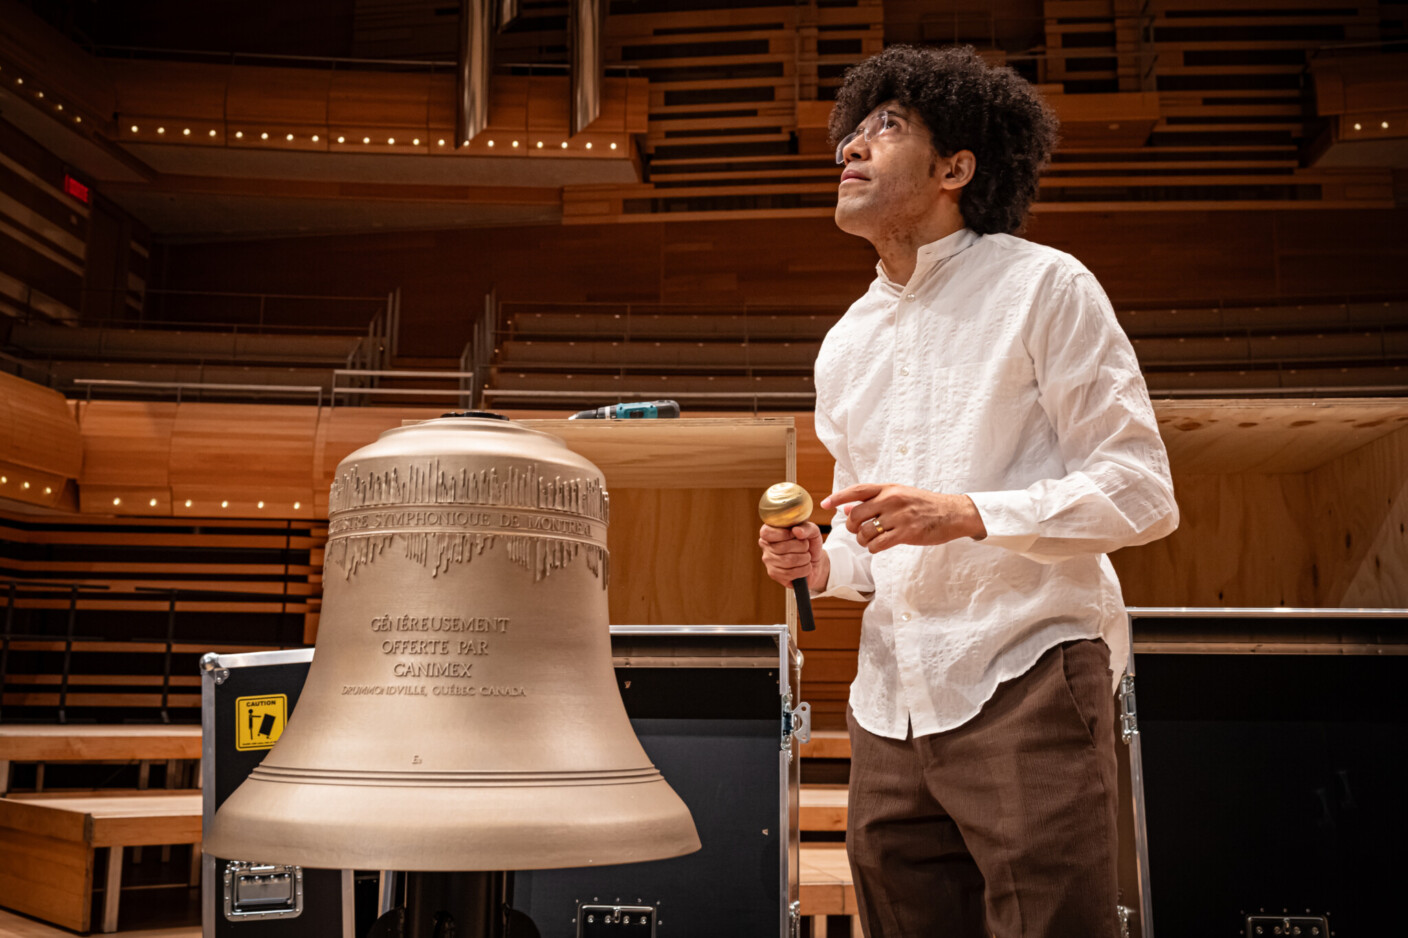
[{"x1": 759, "y1": 46, "x2": 1178, "y2": 937}]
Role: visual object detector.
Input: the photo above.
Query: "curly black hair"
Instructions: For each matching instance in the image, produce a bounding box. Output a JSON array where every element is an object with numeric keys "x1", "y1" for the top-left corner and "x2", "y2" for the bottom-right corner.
[{"x1": 829, "y1": 45, "x2": 1059, "y2": 235}]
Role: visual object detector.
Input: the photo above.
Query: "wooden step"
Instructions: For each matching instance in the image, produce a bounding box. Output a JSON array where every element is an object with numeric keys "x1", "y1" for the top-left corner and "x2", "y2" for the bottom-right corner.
[
  {"x1": 799, "y1": 729, "x2": 850, "y2": 760},
  {"x1": 798, "y1": 842, "x2": 858, "y2": 918},
  {"x1": 800, "y1": 783, "x2": 848, "y2": 832}
]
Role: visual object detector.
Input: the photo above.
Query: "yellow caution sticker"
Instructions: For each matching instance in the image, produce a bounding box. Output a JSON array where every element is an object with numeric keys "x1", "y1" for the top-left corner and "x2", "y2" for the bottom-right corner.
[{"x1": 235, "y1": 695, "x2": 288, "y2": 751}]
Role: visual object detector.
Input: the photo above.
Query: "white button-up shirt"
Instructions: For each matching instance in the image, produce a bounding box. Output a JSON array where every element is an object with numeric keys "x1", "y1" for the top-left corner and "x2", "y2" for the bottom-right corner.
[{"x1": 815, "y1": 227, "x2": 1178, "y2": 740}]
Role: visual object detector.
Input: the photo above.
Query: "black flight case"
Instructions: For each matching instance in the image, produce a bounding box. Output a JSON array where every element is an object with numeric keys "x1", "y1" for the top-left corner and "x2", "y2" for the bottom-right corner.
[
  {"x1": 1117, "y1": 606, "x2": 1408, "y2": 938},
  {"x1": 200, "y1": 623, "x2": 807, "y2": 938}
]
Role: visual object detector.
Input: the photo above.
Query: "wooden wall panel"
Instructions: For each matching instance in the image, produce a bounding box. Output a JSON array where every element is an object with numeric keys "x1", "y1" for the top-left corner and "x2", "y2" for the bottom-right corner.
[
  {"x1": 74, "y1": 400, "x2": 176, "y2": 487},
  {"x1": 167, "y1": 403, "x2": 319, "y2": 517},
  {"x1": 0, "y1": 373, "x2": 81, "y2": 509}
]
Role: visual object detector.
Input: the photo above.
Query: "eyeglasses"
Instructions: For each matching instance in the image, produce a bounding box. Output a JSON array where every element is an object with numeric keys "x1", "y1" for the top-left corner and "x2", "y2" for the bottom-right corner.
[{"x1": 836, "y1": 110, "x2": 899, "y2": 165}]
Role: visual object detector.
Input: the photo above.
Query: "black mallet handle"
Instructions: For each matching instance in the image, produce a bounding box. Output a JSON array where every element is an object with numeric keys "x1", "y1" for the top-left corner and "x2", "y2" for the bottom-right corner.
[{"x1": 791, "y1": 578, "x2": 815, "y2": 632}]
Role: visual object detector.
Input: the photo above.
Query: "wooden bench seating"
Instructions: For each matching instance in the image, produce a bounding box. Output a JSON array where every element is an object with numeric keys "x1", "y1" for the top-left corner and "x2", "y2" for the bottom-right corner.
[
  {"x1": 0, "y1": 791, "x2": 202, "y2": 933},
  {"x1": 0, "y1": 640, "x2": 285, "y2": 722},
  {"x1": 498, "y1": 338, "x2": 821, "y2": 369},
  {"x1": 0, "y1": 725, "x2": 203, "y2": 795},
  {"x1": 506, "y1": 309, "x2": 837, "y2": 343}
]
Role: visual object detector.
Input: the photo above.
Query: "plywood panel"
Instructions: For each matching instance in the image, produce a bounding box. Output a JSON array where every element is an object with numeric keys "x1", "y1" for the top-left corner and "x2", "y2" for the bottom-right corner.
[
  {"x1": 1111, "y1": 472, "x2": 1319, "y2": 607},
  {"x1": 1154, "y1": 399, "x2": 1408, "y2": 474},
  {"x1": 1305, "y1": 424, "x2": 1408, "y2": 606},
  {"x1": 607, "y1": 487, "x2": 783, "y2": 626},
  {"x1": 513, "y1": 417, "x2": 792, "y2": 490}
]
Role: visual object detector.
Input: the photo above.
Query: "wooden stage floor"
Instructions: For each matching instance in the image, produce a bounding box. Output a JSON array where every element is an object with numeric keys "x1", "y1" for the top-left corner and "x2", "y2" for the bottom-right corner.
[{"x1": 0, "y1": 901, "x2": 199, "y2": 937}]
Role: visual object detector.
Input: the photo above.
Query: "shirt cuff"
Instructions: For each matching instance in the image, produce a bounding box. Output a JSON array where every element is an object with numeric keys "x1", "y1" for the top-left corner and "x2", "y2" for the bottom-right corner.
[
  {"x1": 967, "y1": 489, "x2": 1041, "y2": 554},
  {"x1": 814, "y1": 538, "x2": 873, "y2": 601}
]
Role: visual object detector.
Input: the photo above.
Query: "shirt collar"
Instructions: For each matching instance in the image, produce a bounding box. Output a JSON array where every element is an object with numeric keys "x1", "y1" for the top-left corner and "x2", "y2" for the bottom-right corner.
[{"x1": 875, "y1": 227, "x2": 982, "y2": 286}]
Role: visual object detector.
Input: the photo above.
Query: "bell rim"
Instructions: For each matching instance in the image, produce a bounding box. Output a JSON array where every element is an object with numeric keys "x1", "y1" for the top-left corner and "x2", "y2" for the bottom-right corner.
[{"x1": 248, "y1": 764, "x2": 668, "y2": 787}]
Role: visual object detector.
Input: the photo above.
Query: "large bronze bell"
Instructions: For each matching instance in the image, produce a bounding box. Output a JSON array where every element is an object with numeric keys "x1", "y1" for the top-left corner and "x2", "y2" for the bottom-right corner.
[{"x1": 206, "y1": 415, "x2": 700, "y2": 870}]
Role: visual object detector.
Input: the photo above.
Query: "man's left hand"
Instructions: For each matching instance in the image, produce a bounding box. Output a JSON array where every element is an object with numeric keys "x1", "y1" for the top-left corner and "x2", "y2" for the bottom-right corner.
[{"x1": 822, "y1": 484, "x2": 987, "y2": 553}]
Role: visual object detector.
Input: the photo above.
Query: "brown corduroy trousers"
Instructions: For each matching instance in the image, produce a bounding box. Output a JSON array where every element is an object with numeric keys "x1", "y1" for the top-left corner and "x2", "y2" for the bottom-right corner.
[{"x1": 845, "y1": 639, "x2": 1120, "y2": 938}]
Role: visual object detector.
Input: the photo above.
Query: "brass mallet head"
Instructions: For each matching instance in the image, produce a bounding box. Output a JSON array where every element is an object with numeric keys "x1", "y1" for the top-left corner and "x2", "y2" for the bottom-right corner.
[{"x1": 759, "y1": 482, "x2": 813, "y2": 528}]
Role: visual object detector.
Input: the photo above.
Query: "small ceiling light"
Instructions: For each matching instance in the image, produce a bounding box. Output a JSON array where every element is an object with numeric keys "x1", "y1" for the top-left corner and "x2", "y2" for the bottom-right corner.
[
  {"x1": 585, "y1": 142, "x2": 592, "y2": 149},
  {"x1": 286, "y1": 133, "x2": 294, "y2": 141},
  {"x1": 183, "y1": 128, "x2": 191, "y2": 135},
  {"x1": 463, "y1": 139, "x2": 469, "y2": 146},
  {"x1": 512, "y1": 140, "x2": 519, "y2": 148},
  {"x1": 338, "y1": 136, "x2": 346, "y2": 143},
  {"x1": 610, "y1": 142, "x2": 618, "y2": 150},
  {"x1": 363, "y1": 137, "x2": 371, "y2": 144},
  {"x1": 157, "y1": 127, "x2": 165, "y2": 134},
  {"x1": 258, "y1": 500, "x2": 265, "y2": 509},
  {"x1": 131, "y1": 125, "x2": 139, "y2": 132},
  {"x1": 312, "y1": 134, "x2": 319, "y2": 142},
  {"x1": 438, "y1": 139, "x2": 445, "y2": 146},
  {"x1": 1, "y1": 476, "x2": 6, "y2": 483},
  {"x1": 22, "y1": 482, "x2": 30, "y2": 490},
  {"x1": 235, "y1": 131, "x2": 244, "y2": 138},
  {"x1": 221, "y1": 500, "x2": 229, "y2": 508},
  {"x1": 536, "y1": 141, "x2": 543, "y2": 148},
  {"x1": 185, "y1": 499, "x2": 192, "y2": 507},
  {"x1": 293, "y1": 501, "x2": 301, "y2": 510},
  {"x1": 15, "y1": 78, "x2": 22, "y2": 85},
  {"x1": 35, "y1": 90, "x2": 42, "y2": 98},
  {"x1": 261, "y1": 132, "x2": 269, "y2": 140},
  {"x1": 74, "y1": 116, "x2": 81, "y2": 123},
  {"x1": 412, "y1": 138, "x2": 420, "y2": 145},
  {"x1": 487, "y1": 139, "x2": 495, "y2": 147},
  {"x1": 55, "y1": 103, "x2": 62, "y2": 111},
  {"x1": 561, "y1": 141, "x2": 568, "y2": 149},
  {"x1": 1382, "y1": 121, "x2": 1390, "y2": 129},
  {"x1": 112, "y1": 496, "x2": 120, "y2": 505},
  {"x1": 388, "y1": 137, "x2": 395, "y2": 144},
  {"x1": 1354, "y1": 122, "x2": 1362, "y2": 130},
  {"x1": 149, "y1": 497, "x2": 158, "y2": 507},
  {"x1": 44, "y1": 487, "x2": 52, "y2": 495},
  {"x1": 209, "y1": 129, "x2": 217, "y2": 136}
]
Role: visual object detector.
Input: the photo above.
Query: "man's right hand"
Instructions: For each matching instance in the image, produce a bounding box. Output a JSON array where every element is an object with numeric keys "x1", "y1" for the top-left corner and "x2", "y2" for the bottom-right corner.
[{"x1": 758, "y1": 522, "x2": 829, "y2": 594}]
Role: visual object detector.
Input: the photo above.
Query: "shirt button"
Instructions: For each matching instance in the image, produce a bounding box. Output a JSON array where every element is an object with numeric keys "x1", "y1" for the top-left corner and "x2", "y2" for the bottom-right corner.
[
  {"x1": 905, "y1": 293, "x2": 916, "y2": 301},
  {"x1": 900, "y1": 612, "x2": 912, "y2": 622},
  {"x1": 900, "y1": 366, "x2": 910, "y2": 377},
  {"x1": 898, "y1": 444, "x2": 908, "y2": 455}
]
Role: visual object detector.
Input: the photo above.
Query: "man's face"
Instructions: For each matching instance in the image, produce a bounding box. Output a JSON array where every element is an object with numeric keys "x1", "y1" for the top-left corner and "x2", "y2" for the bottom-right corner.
[{"x1": 834, "y1": 101, "x2": 951, "y2": 242}]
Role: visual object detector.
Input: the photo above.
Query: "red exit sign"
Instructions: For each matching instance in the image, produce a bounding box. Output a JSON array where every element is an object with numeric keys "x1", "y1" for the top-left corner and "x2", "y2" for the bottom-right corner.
[{"x1": 63, "y1": 175, "x2": 90, "y2": 204}]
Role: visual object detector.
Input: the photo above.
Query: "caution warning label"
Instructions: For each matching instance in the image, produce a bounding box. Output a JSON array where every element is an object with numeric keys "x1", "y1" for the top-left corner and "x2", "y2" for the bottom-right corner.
[{"x1": 235, "y1": 695, "x2": 288, "y2": 751}]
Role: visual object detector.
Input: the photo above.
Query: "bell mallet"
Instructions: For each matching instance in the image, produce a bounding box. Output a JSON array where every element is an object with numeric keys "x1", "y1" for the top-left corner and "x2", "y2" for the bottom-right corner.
[{"x1": 758, "y1": 482, "x2": 817, "y2": 632}]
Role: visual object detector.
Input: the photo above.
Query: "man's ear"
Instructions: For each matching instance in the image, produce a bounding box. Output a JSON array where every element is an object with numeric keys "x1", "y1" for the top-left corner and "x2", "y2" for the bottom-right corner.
[{"x1": 941, "y1": 150, "x2": 976, "y2": 190}]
